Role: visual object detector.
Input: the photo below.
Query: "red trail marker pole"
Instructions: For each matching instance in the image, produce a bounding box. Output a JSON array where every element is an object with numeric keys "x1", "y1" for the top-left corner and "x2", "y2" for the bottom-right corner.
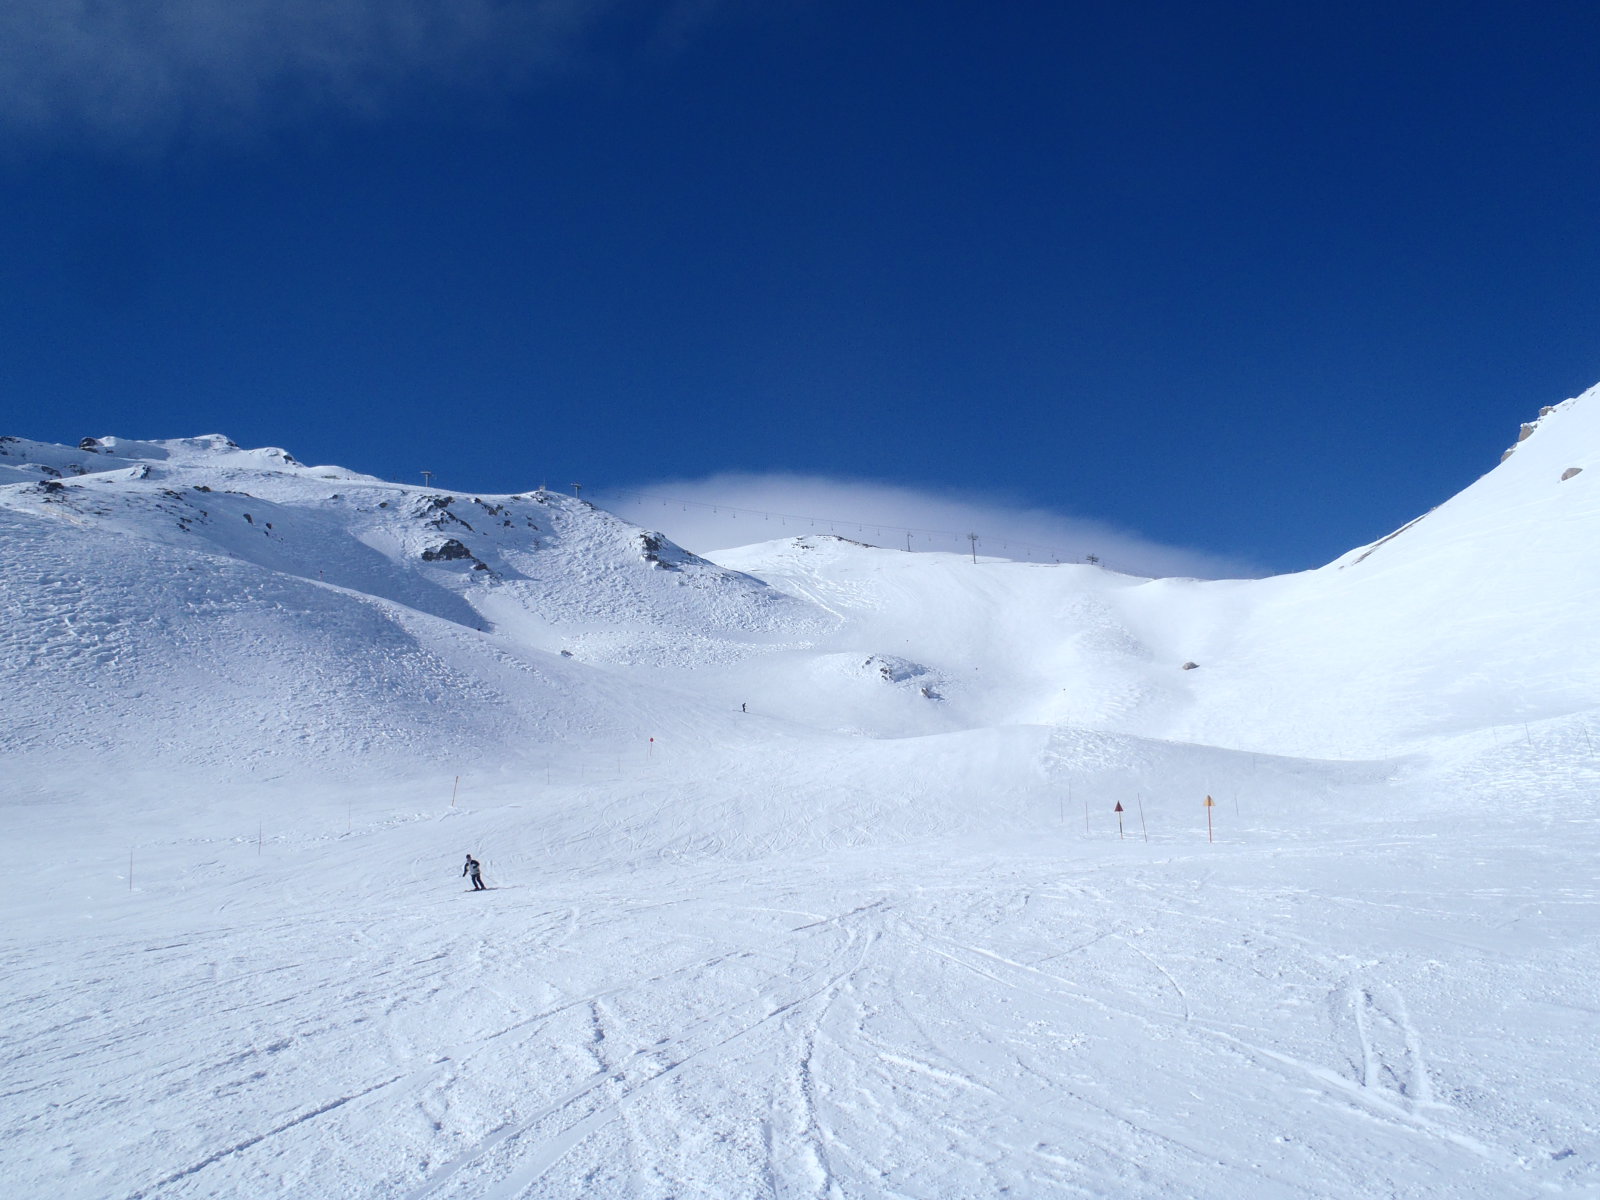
[
  {"x1": 1114, "y1": 801, "x2": 1125, "y2": 839},
  {"x1": 1205, "y1": 794, "x2": 1215, "y2": 843}
]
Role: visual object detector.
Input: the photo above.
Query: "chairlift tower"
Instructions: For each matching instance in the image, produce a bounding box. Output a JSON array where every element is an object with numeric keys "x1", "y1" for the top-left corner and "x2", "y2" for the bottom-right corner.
[{"x1": 967, "y1": 532, "x2": 979, "y2": 564}]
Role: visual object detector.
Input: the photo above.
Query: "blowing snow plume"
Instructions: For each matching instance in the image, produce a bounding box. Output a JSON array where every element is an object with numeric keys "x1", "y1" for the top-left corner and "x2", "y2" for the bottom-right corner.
[{"x1": 602, "y1": 472, "x2": 1264, "y2": 579}]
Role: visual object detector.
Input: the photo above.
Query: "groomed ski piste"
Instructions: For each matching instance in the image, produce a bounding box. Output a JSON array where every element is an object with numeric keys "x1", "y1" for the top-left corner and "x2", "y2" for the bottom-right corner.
[{"x1": 2, "y1": 390, "x2": 1597, "y2": 1199}]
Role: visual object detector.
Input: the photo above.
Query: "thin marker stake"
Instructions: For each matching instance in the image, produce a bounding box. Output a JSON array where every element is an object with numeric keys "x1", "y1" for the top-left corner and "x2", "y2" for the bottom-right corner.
[
  {"x1": 451, "y1": 775, "x2": 460, "y2": 808},
  {"x1": 1137, "y1": 795, "x2": 1148, "y2": 842}
]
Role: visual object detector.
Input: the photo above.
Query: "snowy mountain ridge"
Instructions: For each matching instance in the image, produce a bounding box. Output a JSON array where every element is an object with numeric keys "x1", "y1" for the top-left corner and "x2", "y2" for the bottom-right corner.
[
  {"x1": 3, "y1": 390, "x2": 1600, "y2": 1200},
  {"x1": 0, "y1": 430, "x2": 836, "y2": 780},
  {"x1": 5, "y1": 390, "x2": 1599, "y2": 774}
]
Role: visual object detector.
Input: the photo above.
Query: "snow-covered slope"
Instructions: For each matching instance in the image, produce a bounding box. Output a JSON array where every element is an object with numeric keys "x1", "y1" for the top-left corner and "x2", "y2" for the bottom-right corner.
[
  {"x1": 712, "y1": 391, "x2": 1600, "y2": 760},
  {"x1": 1170, "y1": 392, "x2": 1600, "y2": 756},
  {"x1": 0, "y1": 434, "x2": 827, "y2": 781},
  {"x1": 3, "y1": 392, "x2": 1599, "y2": 1200}
]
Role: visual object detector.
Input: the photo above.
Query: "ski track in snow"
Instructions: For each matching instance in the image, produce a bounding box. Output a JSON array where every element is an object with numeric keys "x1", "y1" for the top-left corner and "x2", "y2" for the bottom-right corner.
[{"x1": 7, "y1": 813, "x2": 1596, "y2": 1200}]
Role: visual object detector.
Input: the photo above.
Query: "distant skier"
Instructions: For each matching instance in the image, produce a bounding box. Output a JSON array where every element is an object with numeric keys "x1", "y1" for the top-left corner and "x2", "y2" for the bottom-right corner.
[
  {"x1": 463, "y1": 854, "x2": 486, "y2": 891},
  {"x1": 741, "y1": 702, "x2": 746, "y2": 713}
]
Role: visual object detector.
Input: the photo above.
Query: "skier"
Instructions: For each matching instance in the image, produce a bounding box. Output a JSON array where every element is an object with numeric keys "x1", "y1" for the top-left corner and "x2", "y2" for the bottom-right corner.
[
  {"x1": 741, "y1": 702, "x2": 746, "y2": 713},
  {"x1": 463, "y1": 854, "x2": 486, "y2": 891}
]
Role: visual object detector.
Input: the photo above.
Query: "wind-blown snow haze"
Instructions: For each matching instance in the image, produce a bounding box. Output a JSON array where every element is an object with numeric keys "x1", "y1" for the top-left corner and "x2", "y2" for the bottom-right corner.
[{"x1": 605, "y1": 473, "x2": 1265, "y2": 579}]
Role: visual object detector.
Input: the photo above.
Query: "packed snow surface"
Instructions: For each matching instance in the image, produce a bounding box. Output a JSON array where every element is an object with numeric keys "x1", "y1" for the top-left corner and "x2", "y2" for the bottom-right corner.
[{"x1": 2, "y1": 394, "x2": 1598, "y2": 1199}]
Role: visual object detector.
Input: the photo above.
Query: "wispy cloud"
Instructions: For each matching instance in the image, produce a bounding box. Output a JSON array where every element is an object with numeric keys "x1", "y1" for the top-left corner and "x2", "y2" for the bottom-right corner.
[
  {"x1": 0, "y1": 0, "x2": 736, "y2": 144},
  {"x1": 601, "y1": 473, "x2": 1266, "y2": 580}
]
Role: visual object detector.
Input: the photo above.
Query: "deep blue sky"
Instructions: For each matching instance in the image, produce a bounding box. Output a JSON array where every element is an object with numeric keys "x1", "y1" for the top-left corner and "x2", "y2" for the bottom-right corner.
[{"x1": 3, "y1": 1, "x2": 1599, "y2": 572}]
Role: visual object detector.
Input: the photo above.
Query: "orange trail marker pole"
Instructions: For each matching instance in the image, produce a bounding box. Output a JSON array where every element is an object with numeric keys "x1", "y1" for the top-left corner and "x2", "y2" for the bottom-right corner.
[
  {"x1": 1205, "y1": 794, "x2": 1215, "y2": 843},
  {"x1": 1114, "y1": 801, "x2": 1125, "y2": 839}
]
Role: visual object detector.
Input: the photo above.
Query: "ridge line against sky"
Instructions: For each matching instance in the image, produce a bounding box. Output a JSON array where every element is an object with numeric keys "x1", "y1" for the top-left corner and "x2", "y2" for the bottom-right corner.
[
  {"x1": 0, "y1": 412, "x2": 1531, "y2": 581},
  {"x1": 3, "y1": 2, "x2": 1599, "y2": 576},
  {"x1": 0, "y1": 426, "x2": 1265, "y2": 578}
]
